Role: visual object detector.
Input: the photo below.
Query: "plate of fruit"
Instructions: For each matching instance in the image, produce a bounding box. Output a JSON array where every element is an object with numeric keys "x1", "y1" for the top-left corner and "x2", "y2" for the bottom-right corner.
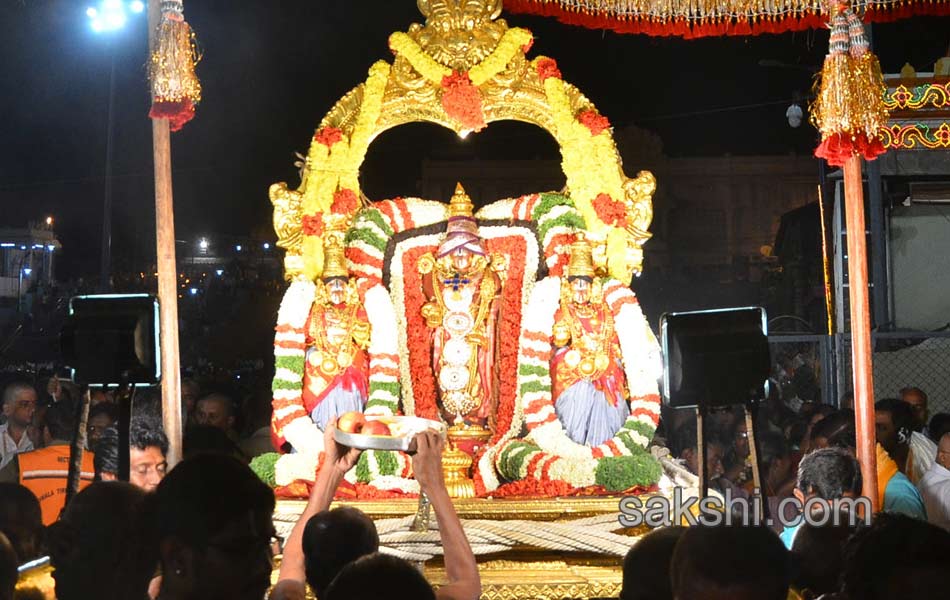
[{"x1": 334, "y1": 411, "x2": 446, "y2": 452}]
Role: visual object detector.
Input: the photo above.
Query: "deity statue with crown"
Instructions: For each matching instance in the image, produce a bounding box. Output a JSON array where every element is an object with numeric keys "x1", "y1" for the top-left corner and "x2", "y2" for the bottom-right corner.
[{"x1": 417, "y1": 184, "x2": 507, "y2": 433}]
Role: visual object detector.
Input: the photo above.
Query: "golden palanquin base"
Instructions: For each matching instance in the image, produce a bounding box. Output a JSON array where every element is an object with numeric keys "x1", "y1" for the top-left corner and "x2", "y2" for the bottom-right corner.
[{"x1": 273, "y1": 496, "x2": 651, "y2": 600}]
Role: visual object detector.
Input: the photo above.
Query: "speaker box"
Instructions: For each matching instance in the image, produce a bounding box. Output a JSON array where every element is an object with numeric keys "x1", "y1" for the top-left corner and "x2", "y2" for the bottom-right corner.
[
  {"x1": 61, "y1": 294, "x2": 161, "y2": 385},
  {"x1": 660, "y1": 307, "x2": 770, "y2": 409}
]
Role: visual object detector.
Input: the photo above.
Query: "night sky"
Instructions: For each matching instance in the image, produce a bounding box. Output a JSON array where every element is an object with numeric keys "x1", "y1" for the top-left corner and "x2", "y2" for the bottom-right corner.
[{"x1": 2, "y1": 1, "x2": 946, "y2": 279}]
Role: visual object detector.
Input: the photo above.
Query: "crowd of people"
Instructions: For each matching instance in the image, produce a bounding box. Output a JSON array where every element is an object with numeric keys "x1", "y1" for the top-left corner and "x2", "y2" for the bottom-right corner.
[{"x1": 2, "y1": 373, "x2": 950, "y2": 599}]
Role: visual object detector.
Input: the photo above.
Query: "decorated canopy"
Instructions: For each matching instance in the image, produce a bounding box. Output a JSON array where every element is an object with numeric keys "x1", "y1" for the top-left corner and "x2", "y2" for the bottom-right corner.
[{"x1": 504, "y1": 0, "x2": 950, "y2": 38}]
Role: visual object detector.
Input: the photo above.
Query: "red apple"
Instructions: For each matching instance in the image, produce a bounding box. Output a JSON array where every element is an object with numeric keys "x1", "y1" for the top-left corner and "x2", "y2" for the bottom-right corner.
[
  {"x1": 337, "y1": 411, "x2": 366, "y2": 434},
  {"x1": 360, "y1": 420, "x2": 392, "y2": 436}
]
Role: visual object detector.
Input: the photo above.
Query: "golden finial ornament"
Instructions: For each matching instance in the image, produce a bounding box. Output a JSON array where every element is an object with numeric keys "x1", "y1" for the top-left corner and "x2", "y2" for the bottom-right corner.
[
  {"x1": 322, "y1": 236, "x2": 349, "y2": 280},
  {"x1": 448, "y1": 182, "x2": 475, "y2": 218},
  {"x1": 567, "y1": 233, "x2": 595, "y2": 279}
]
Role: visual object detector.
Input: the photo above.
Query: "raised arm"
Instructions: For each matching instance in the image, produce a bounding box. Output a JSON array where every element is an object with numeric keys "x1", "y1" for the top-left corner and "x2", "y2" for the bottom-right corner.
[
  {"x1": 412, "y1": 431, "x2": 481, "y2": 600},
  {"x1": 270, "y1": 422, "x2": 361, "y2": 600}
]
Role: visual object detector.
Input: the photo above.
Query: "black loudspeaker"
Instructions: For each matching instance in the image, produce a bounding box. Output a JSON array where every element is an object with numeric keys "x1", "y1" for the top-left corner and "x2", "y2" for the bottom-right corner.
[
  {"x1": 660, "y1": 307, "x2": 770, "y2": 409},
  {"x1": 61, "y1": 294, "x2": 161, "y2": 385}
]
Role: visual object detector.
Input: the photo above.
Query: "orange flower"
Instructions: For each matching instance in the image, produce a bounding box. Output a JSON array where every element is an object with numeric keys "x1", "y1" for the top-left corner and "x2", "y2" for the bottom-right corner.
[
  {"x1": 591, "y1": 193, "x2": 627, "y2": 227},
  {"x1": 441, "y1": 71, "x2": 486, "y2": 131},
  {"x1": 313, "y1": 127, "x2": 343, "y2": 148},
  {"x1": 578, "y1": 109, "x2": 611, "y2": 136},
  {"x1": 302, "y1": 213, "x2": 324, "y2": 236},
  {"x1": 331, "y1": 188, "x2": 360, "y2": 214},
  {"x1": 536, "y1": 58, "x2": 561, "y2": 82}
]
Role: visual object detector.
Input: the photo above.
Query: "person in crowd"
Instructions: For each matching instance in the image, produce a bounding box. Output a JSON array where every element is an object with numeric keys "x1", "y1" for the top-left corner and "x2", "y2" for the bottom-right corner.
[
  {"x1": 86, "y1": 402, "x2": 117, "y2": 451},
  {"x1": 183, "y1": 424, "x2": 246, "y2": 462},
  {"x1": 239, "y1": 395, "x2": 275, "y2": 459},
  {"x1": 841, "y1": 513, "x2": 950, "y2": 600},
  {"x1": 799, "y1": 405, "x2": 835, "y2": 456},
  {"x1": 1, "y1": 382, "x2": 36, "y2": 470},
  {"x1": 89, "y1": 388, "x2": 114, "y2": 407},
  {"x1": 917, "y1": 431, "x2": 950, "y2": 531},
  {"x1": 194, "y1": 393, "x2": 237, "y2": 437},
  {"x1": 94, "y1": 418, "x2": 169, "y2": 492},
  {"x1": 721, "y1": 421, "x2": 752, "y2": 488},
  {"x1": 781, "y1": 447, "x2": 863, "y2": 549},
  {"x1": 0, "y1": 483, "x2": 43, "y2": 564},
  {"x1": 789, "y1": 522, "x2": 855, "y2": 599},
  {"x1": 899, "y1": 386, "x2": 929, "y2": 434},
  {"x1": 301, "y1": 507, "x2": 378, "y2": 597},
  {"x1": 670, "y1": 525, "x2": 789, "y2": 600},
  {"x1": 324, "y1": 553, "x2": 435, "y2": 600},
  {"x1": 0, "y1": 532, "x2": 15, "y2": 600},
  {"x1": 619, "y1": 526, "x2": 686, "y2": 600},
  {"x1": 271, "y1": 425, "x2": 480, "y2": 600},
  {"x1": 927, "y1": 412, "x2": 950, "y2": 444},
  {"x1": 874, "y1": 399, "x2": 916, "y2": 476},
  {"x1": 673, "y1": 424, "x2": 725, "y2": 481},
  {"x1": 810, "y1": 409, "x2": 927, "y2": 520},
  {"x1": 181, "y1": 379, "x2": 201, "y2": 426},
  {"x1": 47, "y1": 482, "x2": 153, "y2": 600},
  {"x1": 150, "y1": 453, "x2": 276, "y2": 600},
  {"x1": 0, "y1": 401, "x2": 95, "y2": 524}
]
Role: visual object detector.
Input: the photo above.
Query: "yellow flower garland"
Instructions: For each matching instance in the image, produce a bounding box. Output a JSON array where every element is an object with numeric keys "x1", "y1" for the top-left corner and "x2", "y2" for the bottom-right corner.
[
  {"x1": 300, "y1": 60, "x2": 392, "y2": 280},
  {"x1": 389, "y1": 28, "x2": 533, "y2": 86},
  {"x1": 539, "y1": 58, "x2": 631, "y2": 282}
]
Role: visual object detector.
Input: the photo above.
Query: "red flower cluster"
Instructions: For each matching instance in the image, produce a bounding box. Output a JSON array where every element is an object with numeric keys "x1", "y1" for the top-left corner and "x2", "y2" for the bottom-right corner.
[
  {"x1": 302, "y1": 213, "x2": 324, "y2": 237},
  {"x1": 402, "y1": 245, "x2": 441, "y2": 420},
  {"x1": 592, "y1": 193, "x2": 627, "y2": 227},
  {"x1": 535, "y1": 58, "x2": 562, "y2": 82},
  {"x1": 331, "y1": 188, "x2": 360, "y2": 214},
  {"x1": 441, "y1": 71, "x2": 487, "y2": 132},
  {"x1": 314, "y1": 127, "x2": 344, "y2": 148},
  {"x1": 352, "y1": 483, "x2": 418, "y2": 500},
  {"x1": 815, "y1": 132, "x2": 887, "y2": 167},
  {"x1": 578, "y1": 110, "x2": 611, "y2": 136}
]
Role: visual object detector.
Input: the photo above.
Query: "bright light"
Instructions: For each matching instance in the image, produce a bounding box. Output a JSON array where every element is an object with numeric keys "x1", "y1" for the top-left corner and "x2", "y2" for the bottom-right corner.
[
  {"x1": 263, "y1": 243, "x2": 271, "y2": 250},
  {"x1": 458, "y1": 129, "x2": 471, "y2": 139},
  {"x1": 19, "y1": 245, "x2": 26, "y2": 250},
  {"x1": 189, "y1": 287, "x2": 198, "y2": 296},
  {"x1": 129, "y1": 0, "x2": 145, "y2": 13},
  {"x1": 86, "y1": 7, "x2": 98, "y2": 18},
  {"x1": 88, "y1": 0, "x2": 138, "y2": 34},
  {"x1": 46, "y1": 216, "x2": 53, "y2": 226},
  {"x1": 22, "y1": 268, "x2": 32, "y2": 276},
  {"x1": 235, "y1": 245, "x2": 242, "y2": 252},
  {"x1": 198, "y1": 238, "x2": 209, "y2": 251},
  {"x1": 47, "y1": 245, "x2": 56, "y2": 252},
  {"x1": 215, "y1": 269, "x2": 224, "y2": 276}
]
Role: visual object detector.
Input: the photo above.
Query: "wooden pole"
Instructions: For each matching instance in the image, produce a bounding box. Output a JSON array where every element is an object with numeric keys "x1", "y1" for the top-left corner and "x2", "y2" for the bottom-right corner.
[
  {"x1": 843, "y1": 155, "x2": 878, "y2": 512},
  {"x1": 149, "y1": 0, "x2": 183, "y2": 467}
]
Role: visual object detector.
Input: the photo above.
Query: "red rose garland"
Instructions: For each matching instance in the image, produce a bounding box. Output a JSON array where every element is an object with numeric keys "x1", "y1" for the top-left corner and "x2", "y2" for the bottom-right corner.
[
  {"x1": 314, "y1": 127, "x2": 343, "y2": 148},
  {"x1": 578, "y1": 109, "x2": 611, "y2": 136},
  {"x1": 402, "y1": 245, "x2": 441, "y2": 420},
  {"x1": 591, "y1": 193, "x2": 627, "y2": 227},
  {"x1": 331, "y1": 188, "x2": 360, "y2": 214},
  {"x1": 440, "y1": 71, "x2": 487, "y2": 132},
  {"x1": 302, "y1": 213, "x2": 324, "y2": 236},
  {"x1": 535, "y1": 57, "x2": 562, "y2": 82}
]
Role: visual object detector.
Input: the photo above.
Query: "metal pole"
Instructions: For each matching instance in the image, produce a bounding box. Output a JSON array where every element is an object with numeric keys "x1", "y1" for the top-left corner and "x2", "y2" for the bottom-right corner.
[
  {"x1": 843, "y1": 155, "x2": 879, "y2": 512},
  {"x1": 149, "y1": 0, "x2": 183, "y2": 467},
  {"x1": 100, "y1": 47, "x2": 116, "y2": 292}
]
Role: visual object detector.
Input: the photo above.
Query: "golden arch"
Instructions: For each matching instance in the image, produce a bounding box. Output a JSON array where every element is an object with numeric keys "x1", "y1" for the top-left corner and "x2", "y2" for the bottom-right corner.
[{"x1": 270, "y1": 0, "x2": 655, "y2": 285}]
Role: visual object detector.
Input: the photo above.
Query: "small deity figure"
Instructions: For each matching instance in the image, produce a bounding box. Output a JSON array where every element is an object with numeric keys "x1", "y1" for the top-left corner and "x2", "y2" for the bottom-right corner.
[
  {"x1": 551, "y1": 234, "x2": 628, "y2": 447},
  {"x1": 418, "y1": 183, "x2": 506, "y2": 428},
  {"x1": 301, "y1": 235, "x2": 372, "y2": 431}
]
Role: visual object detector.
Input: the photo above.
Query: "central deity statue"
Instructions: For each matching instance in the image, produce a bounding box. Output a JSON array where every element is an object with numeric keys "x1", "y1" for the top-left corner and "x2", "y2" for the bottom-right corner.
[{"x1": 418, "y1": 184, "x2": 505, "y2": 429}]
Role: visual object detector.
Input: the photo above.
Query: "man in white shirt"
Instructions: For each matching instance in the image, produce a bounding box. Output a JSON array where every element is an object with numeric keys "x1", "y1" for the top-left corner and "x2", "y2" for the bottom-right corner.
[
  {"x1": 0, "y1": 382, "x2": 37, "y2": 470},
  {"x1": 919, "y1": 432, "x2": 950, "y2": 531}
]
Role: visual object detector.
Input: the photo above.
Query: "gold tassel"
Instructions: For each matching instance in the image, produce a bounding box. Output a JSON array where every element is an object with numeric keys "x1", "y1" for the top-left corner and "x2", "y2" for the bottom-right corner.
[{"x1": 148, "y1": 0, "x2": 201, "y2": 131}]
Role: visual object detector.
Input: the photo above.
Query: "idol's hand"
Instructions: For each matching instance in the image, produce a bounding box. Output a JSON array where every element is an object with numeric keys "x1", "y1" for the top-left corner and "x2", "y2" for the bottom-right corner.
[
  {"x1": 411, "y1": 430, "x2": 446, "y2": 493},
  {"x1": 323, "y1": 420, "x2": 361, "y2": 474}
]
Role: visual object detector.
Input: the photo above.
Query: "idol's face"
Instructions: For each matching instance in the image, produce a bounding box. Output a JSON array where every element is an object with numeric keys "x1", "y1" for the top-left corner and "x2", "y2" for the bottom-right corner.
[
  {"x1": 326, "y1": 279, "x2": 347, "y2": 305},
  {"x1": 570, "y1": 278, "x2": 591, "y2": 305},
  {"x1": 451, "y1": 247, "x2": 472, "y2": 272}
]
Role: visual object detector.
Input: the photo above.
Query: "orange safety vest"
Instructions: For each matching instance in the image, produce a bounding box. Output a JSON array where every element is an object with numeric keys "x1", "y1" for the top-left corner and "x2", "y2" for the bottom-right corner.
[{"x1": 18, "y1": 446, "x2": 95, "y2": 525}]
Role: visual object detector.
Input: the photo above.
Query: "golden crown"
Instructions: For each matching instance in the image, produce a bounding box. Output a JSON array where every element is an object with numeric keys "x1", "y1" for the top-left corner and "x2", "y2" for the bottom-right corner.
[
  {"x1": 567, "y1": 232, "x2": 595, "y2": 279},
  {"x1": 322, "y1": 235, "x2": 349, "y2": 279},
  {"x1": 448, "y1": 182, "x2": 475, "y2": 218}
]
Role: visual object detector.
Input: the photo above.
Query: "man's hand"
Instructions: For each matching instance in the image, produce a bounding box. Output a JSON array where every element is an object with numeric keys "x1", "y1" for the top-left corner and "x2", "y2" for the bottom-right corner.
[
  {"x1": 323, "y1": 420, "x2": 362, "y2": 475},
  {"x1": 412, "y1": 430, "x2": 445, "y2": 493}
]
